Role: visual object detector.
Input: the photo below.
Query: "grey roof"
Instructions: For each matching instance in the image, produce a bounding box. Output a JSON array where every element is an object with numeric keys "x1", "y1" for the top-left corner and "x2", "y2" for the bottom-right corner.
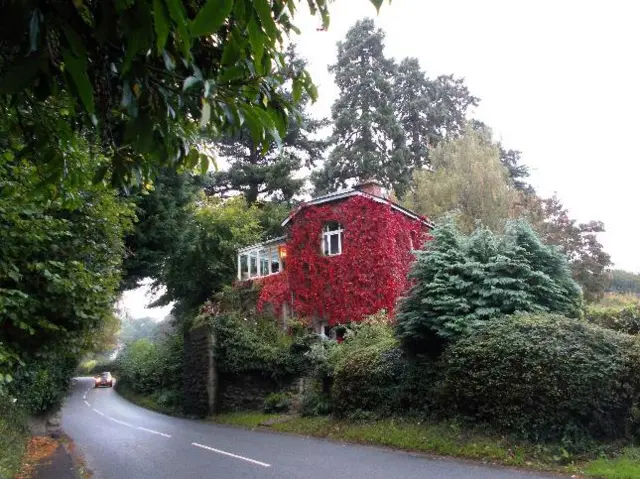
[
  {"x1": 237, "y1": 235, "x2": 287, "y2": 253},
  {"x1": 281, "y1": 189, "x2": 434, "y2": 228}
]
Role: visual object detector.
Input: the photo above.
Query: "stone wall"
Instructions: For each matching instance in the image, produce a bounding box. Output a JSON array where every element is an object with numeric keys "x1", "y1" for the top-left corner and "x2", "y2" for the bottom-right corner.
[
  {"x1": 218, "y1": 374, "x2": 301, "y2": 412},
  {"x1": 182, "y1": 323, "x2": 213, "y2": 417}
]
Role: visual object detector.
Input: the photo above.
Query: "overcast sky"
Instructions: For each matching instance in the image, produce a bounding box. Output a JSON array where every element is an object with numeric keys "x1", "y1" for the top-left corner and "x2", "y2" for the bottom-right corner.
[{"x1": 122, "y1": 0, "x2": 639, "y2": 320}]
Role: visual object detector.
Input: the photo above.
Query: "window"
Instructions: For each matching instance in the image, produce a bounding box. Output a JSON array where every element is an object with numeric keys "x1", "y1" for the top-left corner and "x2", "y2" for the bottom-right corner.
[
  {"x1": 238, "y1": 243, "x2": 284, "y2": 280},
  {"x1": 322, "y1": 222, "x2": 343, "y2": 256},
  {"x1": 270, "y1": 248, "x2": 280, "y2": 274}
]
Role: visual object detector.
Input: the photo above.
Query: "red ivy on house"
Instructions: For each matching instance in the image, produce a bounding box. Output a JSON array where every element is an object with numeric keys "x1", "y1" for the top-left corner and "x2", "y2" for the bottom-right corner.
[{"x1": 258, "y1": 195, "x2": 430, "y2": 326}]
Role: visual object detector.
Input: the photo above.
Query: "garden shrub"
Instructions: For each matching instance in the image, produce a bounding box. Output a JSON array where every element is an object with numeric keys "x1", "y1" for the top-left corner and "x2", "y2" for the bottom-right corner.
[
  {"x1": 211, "y1": 313, "x2": 311, "y2": 379},
  {"x1": 263, "y1": 392, "x2": 292, "y2": 413},
  {"x1": 440, "y1": 314, "x2": 640, "y2": 444},
  {"x1": 396, "y1": 219, "x2": 583, "y2": 356},
  {"x1": 300, "y1": 389, "x2": 332, "y2": 417},
  {"x1": 331, "y1": 313, "x2": 435, "y2": 417}
]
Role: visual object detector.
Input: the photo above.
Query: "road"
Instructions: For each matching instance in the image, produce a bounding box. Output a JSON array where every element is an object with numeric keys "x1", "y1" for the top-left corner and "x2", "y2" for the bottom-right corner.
[{"x1": 62, "y1": 378, "x2": 561, "y2": 479}]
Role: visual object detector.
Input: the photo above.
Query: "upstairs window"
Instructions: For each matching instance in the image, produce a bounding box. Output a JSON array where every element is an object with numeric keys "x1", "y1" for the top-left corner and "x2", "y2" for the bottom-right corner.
[{"x1": 322, "y1": 222, "x2": 343, "y2": 256}]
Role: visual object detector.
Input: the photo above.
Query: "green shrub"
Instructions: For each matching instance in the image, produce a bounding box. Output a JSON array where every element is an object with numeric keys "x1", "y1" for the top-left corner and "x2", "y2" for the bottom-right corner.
[
  {"x1": 7, "y1": 350, "x2": 77, "y2": 415},
  {"x1": 440, "y1": 314, "x2": 640, "y2": 444},
  {"x1": 300, "y1": 389, "x2": 332, "y2": 417},
  {"x1": 263, "y1": 392, "x2": 292, "y2": 413},
  {"x1": 211, "y1": 313, "x2": 311, "y2": 379},
  {"x1": 331, "y1": 313, "x2": 435, "y2": 417},
  {"x1": 587, "y1": 301, "x2": 640, "y2": 335},
  {"x1": 396, "y1": 220, "x2": 583, "y2": 356},
  {"x1": 116, "y1": 331, "x2": 183, "y2": 399}
]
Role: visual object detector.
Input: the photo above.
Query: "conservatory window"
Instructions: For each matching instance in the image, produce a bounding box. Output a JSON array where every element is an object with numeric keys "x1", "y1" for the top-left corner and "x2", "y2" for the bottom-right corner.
[
  {"x1": 238, "y1": 244, "x2": 284, "y2": 280},
  {"x1": 322, "y1": 222, "x2": 343, "y2": 256}
]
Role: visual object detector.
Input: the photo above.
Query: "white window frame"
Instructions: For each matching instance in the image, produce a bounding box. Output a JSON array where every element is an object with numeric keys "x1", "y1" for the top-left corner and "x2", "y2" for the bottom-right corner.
[
  {"x1": 237, "y1": 244, "x2": 283, "y2": 280},
  {"x1": 322, "y1": 222, "x2": 344, "y2": 256}
]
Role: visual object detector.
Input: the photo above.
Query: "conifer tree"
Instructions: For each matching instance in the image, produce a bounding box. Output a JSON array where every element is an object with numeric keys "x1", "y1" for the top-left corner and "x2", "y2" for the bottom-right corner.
[
  {"x1": 311, "y1": 19, "x2": 408, "y2": 195},
  {"x1": 396, "y1": 218, "x2": 583, "y2": 356},
  {"x1": 394, "y1": 58, "x2": 478, "y2": 170},
  {"x1": 205, "y1": 45, "x2": 328, "y2": 204}
]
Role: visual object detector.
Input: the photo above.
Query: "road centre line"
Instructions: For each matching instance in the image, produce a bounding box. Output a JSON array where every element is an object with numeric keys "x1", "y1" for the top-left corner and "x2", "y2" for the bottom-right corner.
[
  {"x1": 92, "y1": 408, "x2": 172, "y2": 438},
  {"x1": 108, "y1": 417, "x2": 134, "y2": 428},
  {"x1": 136, "y1": 426, "x2": 172, "y2": 438},
  {"x1": 191, "y1": 442, "x2": 271, "y2": 468},
  {"x1": 84, "y1": 400, "x2": 91, "y2": 407}
]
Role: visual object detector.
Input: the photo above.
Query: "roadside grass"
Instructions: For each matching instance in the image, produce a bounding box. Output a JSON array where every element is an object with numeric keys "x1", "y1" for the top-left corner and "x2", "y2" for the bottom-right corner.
[
  {"x1": 209, "y1": 412, "x2": 640, "y2": 478},
  {"x1": 209, "y1": 411, "x2": 279, "y2": 429},
  {"x1": 584, "y1": 448, "x2": 640, "y2": 479},
  {"x1": 0, "y1": 416, "x2": 29, "y2": 479}
]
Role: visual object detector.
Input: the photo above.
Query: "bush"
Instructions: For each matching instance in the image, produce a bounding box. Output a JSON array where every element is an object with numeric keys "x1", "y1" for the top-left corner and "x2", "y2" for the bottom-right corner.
[
  {"x1": 7, "y1": 350, "x2": 77, "y2": 415},
  {"x1": 116, "y1": 331, "x2": 183, "y2": 399},
  {"x1": 211, "y1": 313, "x2": 311, "y2": 379},
  {"x1": 587, "y1": 300, "x2": 640, "y2": 335},
  {"x1": 300, "y1": 389, "x2": 332, "y2": 417},
  {"x1": 440, "y1": 314, "x2": 640, "y2": 444},
  {"x1": 331, "y1": 313, "x2": 435, "y2": 417},
  {"x1": 263, "y1": 392, "x2": 292, "y2": 413},
  {"x1": 396, "y1": 219, "x2": 583, "y2": 356}
]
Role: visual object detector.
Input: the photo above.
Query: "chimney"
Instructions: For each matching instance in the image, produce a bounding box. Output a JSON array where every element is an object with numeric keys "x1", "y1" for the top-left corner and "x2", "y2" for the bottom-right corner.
[{"x1": 354, "y1": 179, "x2": 384, "y2": 197}]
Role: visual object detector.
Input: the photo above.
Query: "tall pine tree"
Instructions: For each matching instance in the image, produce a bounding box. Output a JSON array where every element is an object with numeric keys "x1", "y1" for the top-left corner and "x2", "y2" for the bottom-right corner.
[
  {"x1": 205, "y1": 45, "x2": 328, "y2": 204},
  {"x1": 312, "y1": 19, "x2": 408, "y2": 196},
  {"x1": 394, "y1": 58, "x2": 478, "y2": 171}
]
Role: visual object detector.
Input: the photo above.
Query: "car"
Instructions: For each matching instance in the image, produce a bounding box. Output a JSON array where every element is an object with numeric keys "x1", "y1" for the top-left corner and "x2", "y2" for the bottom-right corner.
[{"x1": 94, "y1": 372, "x2": 114, "y2": 388}]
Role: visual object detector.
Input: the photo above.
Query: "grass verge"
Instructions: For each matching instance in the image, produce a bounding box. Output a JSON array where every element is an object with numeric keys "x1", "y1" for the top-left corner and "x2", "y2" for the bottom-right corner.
[
  {"x1": 210, "y1": 412, "x2": 640, "y2": 478},
  {"x1": 0, "y1": 406, "x2": 29, "y2": 478}
]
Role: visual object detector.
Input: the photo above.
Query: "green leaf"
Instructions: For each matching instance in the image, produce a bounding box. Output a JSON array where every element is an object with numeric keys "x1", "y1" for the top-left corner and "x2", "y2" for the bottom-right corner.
[
  {"x1": 199, "y1": 154, "x2": 210, "y2": 176},
  {"x1": 370, "y1": 0, "x2": 384, "y2": 13},
  {"x1": 153, "y1": 0, "x2": 171, "y2": 54},
  {"x1": 164, "y1": 0, "x2": 190, "y2": 57},
  {"x1": 62, "y1": 48, "x2": 95, "y2": 114},
  {"x1": 62, "y1": 25, "x2": 87, "y2": 58},
  {"x1": 191, "y1": 0, "x2": 234, "y2": 37},
  {"x1": 200, "y1": 100, "x2": 211, "y2": 128},
  {"x1": 247, "y1": 16, "x2": 264, "y2": 65},
  {"x1": 292, "y1": 77, "x2": 302, "y2": 103},
  {"x1": 183, "y1": 75, "x2": 201, "y2": 92},
  {"x1": 240, "y1": 105, "x2": 263, "y2": 145},
  {"x1": 221, "y1": 40, "x2": 240, "y2": 66},
  {"x1": 29, "y1": 9, "x2": 41, "y2": 54},
  {"x1": 253, "y1": 0, "x2": 277, "y2": 39}
]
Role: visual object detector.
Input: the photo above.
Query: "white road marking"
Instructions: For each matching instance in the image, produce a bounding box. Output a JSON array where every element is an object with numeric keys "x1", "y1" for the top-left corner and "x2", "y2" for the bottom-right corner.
[
  {"x1": 93, "y1": 409, "x2": 105, "y2": 417},
  {"x1": 84, "y1": 400, "x2": 91, "y2": 407},
  {"x1": 109, "y1": 417, "x2": 134, "y2": 428},
  {"x1": 191, "y1": 442, "x2": 271, "y2": 468},
  {"x1": 136, "y1": 426, "x2": 171, "y2": 438}
]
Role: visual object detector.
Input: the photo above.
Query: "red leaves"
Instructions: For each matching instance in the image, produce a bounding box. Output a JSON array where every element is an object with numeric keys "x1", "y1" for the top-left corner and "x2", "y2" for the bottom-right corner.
[{"x1": 257, "y1": 195, "x2": 429, "y2": 326}]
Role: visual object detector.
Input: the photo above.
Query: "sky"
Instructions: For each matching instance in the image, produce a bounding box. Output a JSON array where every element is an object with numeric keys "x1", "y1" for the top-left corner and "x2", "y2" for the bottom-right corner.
[{"x1": 121, "y1": 0, "x2": 640, "y2": 320}]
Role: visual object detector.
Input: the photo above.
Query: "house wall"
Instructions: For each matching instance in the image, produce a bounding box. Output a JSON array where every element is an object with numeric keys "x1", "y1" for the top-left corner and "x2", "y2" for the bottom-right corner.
[{"x1": 259, "y1": 195, "x2": 429, "y2": 326}]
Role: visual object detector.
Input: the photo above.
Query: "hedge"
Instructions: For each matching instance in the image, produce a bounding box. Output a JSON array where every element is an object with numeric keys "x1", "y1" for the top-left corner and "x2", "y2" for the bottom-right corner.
[
  {"x1": 440, "y1": 314, "x2": 640, "y2": 443},
  {"x1": 586, "y1": 301, "x2": 640, "y2": 335},
  {"x1": 331, "y1": 316, "x2": 436, "y2": 417}
]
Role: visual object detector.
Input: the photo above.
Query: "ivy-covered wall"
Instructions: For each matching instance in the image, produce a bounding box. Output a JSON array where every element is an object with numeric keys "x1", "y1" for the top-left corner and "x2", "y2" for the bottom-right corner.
[
  {"x1": 182, "y1": 323, "x2": 212, "y2": 417},
  {"x1": 259, "y1": 195, "x2": 430, "y2": 326}
]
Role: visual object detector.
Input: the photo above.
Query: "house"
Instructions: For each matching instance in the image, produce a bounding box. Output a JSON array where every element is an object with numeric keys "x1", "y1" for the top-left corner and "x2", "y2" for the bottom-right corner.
[{"x1": 236, "y1": 180, "x2": 433, "y2": 336}]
